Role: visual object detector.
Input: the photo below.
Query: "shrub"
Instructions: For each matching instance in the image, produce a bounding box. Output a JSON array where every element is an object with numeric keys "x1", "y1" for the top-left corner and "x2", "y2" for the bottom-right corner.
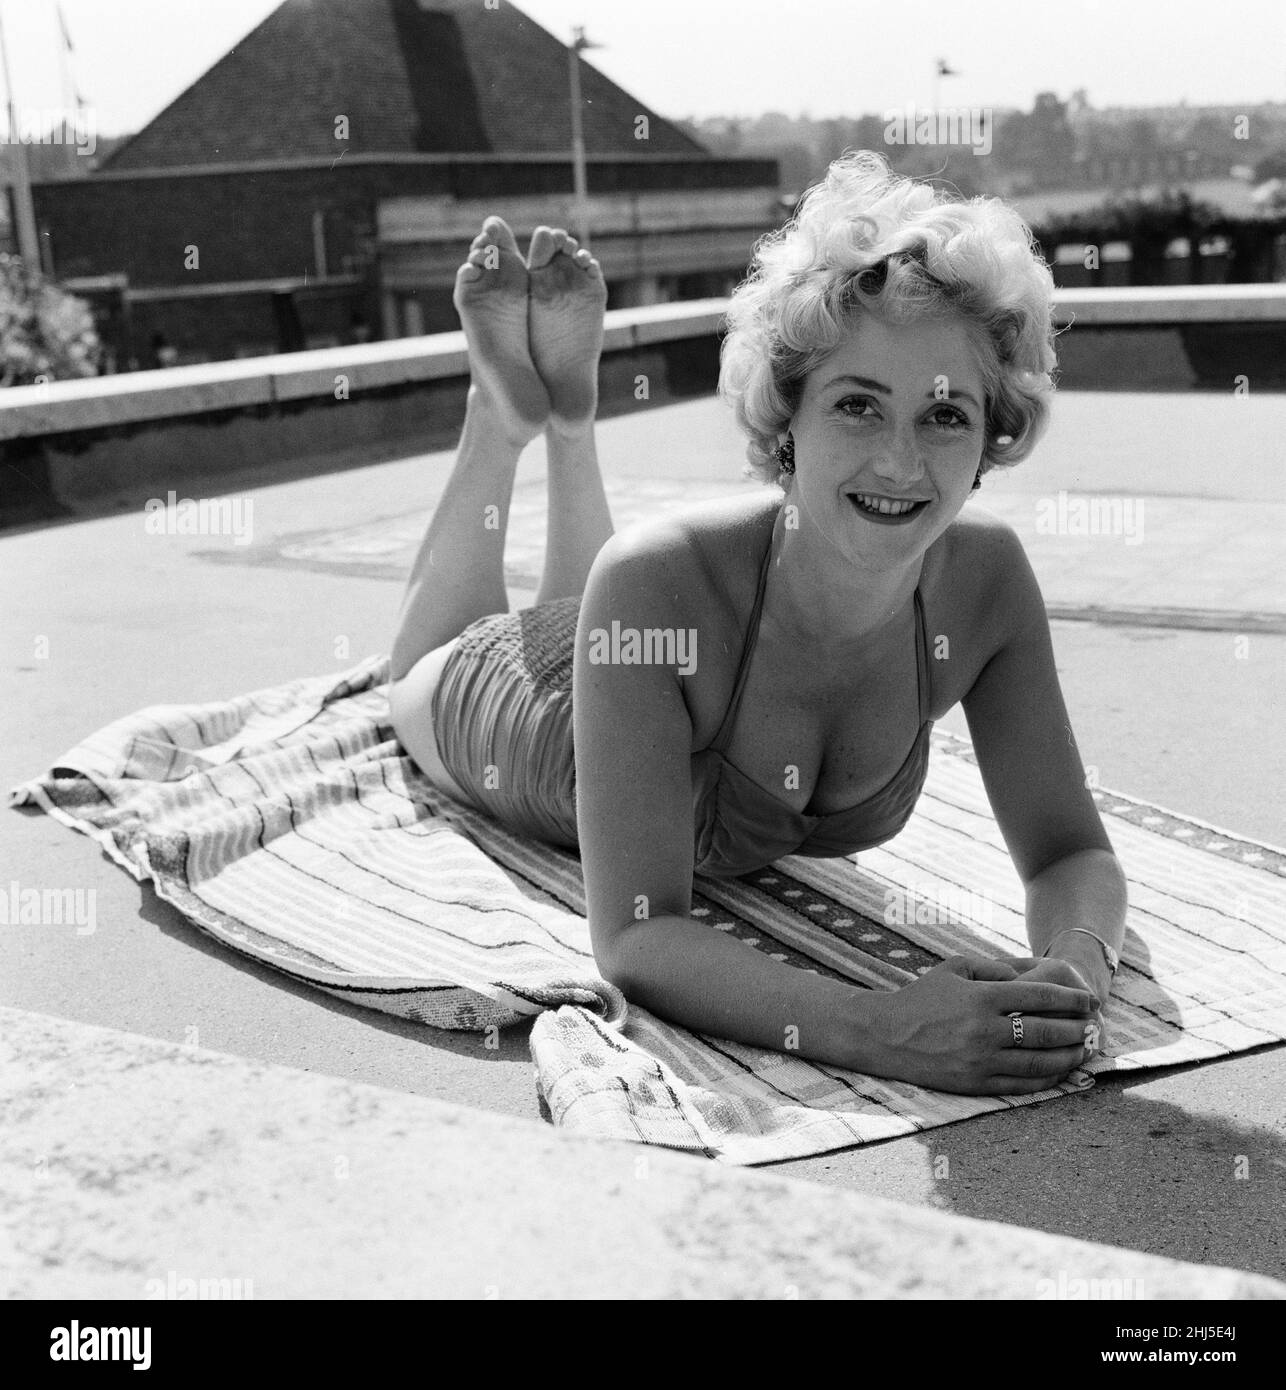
[{"x1": 0, "y1": 254, "x2": 101, "y2": 386}]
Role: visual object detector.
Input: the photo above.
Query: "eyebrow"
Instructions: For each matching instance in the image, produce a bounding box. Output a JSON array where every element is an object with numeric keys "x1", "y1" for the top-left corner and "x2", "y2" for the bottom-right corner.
[{"x1": 823, "y1": 374, "x2": 981, "y2": 409}]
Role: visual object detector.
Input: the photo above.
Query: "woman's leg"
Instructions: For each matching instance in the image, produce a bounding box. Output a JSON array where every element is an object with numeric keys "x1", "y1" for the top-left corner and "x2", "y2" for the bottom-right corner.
[
  {"x1": 390, "y1": 215, "x2": 549, "y2": 683},
  {"x1": 390, "y1": 219, "x2": 614, "y2": 678},
  {"x1": 388, "y1": 219, "x2": 611, "y2": 806},
  {"x1": 525, "y1": 226, "x2": 614, "y2": 605}
]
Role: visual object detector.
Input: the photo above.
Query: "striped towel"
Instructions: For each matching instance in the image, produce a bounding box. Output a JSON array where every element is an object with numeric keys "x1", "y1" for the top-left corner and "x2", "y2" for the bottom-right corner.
[{"x1": 11, "y1": 657, "x2": 1286, "y2": 1166}]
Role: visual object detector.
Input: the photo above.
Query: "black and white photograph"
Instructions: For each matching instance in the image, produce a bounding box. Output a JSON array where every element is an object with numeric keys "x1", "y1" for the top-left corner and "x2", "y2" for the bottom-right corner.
[{"x1": 1, "y1": 0, "x2": 1284, "y2": 1339}]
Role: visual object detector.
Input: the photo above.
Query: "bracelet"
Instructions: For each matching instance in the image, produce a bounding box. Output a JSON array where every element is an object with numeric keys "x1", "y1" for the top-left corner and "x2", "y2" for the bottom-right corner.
[{"x1": 1041, "y1": 927, "x2": 1120, "y2": 977}]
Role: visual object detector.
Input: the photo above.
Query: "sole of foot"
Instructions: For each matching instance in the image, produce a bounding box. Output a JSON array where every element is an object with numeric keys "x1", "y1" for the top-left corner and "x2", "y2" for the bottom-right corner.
[
  {"x1": 526, "y1": 225, "x2": 608, "y2": 434},
  {"x1": 453, "y1": 215, "x2": 550, "y2": 444}
]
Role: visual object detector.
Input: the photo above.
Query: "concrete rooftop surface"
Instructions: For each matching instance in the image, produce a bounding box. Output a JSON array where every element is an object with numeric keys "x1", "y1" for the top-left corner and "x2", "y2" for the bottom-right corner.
[{"x1": 3, "y1": 386, "x2": 1285, "y2": 1292}]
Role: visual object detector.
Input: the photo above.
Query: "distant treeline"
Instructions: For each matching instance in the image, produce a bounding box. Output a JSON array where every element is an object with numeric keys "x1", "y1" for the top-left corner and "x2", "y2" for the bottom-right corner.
[{"x1": 676, "y1": 95, "x2": 1286, "y2": 197}]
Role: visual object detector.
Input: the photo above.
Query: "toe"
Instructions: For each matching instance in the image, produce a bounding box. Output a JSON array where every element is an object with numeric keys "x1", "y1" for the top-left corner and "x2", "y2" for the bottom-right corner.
[
  {"x1": 456, "y1": 245, "x2": 495, "y2": 284},
  {"x1": 527, "y1": 225, "x2": 558, "y2": 269},
  {"x1": 481, "y1": 215, "x2": 521, "y2": 257}
]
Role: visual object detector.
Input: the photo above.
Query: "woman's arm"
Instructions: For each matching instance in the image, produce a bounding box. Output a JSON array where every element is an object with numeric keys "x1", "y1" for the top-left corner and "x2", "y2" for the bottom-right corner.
[
  {"x1": 1027, "y1": 846, "x2": 1126, "y2": 1004},
  {"x1": 960, "y1": 517, "x2": 1128, "y2": 1014},
  {"x1": 571, "y1": 530, "x2": 883, "y2": 1068},
  {"x1": 574, "y1": 529, "x2": 1097, "y2": 1091},
  {"x1": 605, "y1": 912, "x2": 886, "y2": 1068}
]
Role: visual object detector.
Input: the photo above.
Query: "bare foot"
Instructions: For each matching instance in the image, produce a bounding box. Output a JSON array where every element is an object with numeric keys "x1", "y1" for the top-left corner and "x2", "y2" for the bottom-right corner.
[
  {"x1": 526, "y1": 226, "x2": 608, "y2": 433},
  {"x1": 453, "y1": 215, "x2": 549, "y2": 443}
]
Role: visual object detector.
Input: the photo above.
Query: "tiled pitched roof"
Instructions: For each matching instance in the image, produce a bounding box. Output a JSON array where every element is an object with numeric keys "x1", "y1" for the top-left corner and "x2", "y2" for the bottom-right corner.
[
  {"x1": 105, "y1": 0, "x2": 704, "y2": 171},
  {"x1": 449, "y1": 1, "x2": 702, "y2": 155},
  {"x1": 105, "y1": 0, "x2": 422, "y2": 168}
]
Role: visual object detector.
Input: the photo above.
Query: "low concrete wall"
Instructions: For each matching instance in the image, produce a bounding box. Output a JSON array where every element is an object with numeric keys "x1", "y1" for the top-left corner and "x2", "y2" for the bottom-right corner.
[
  {"x1": 1051, "y1": 288, "x2": 1286, "y2": 390},
  {"x1": 0, "y1": 302, "x2": 725, "y2": 525},
  {"x1": 6, "y1": 1006, "x2": 1281, "y2": 1299},
  {"x1": 2, "y1": 289, "x2": 1284, "y2": 526}
]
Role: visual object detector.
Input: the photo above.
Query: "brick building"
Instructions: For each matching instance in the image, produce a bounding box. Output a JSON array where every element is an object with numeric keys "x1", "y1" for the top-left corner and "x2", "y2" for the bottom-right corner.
[{"x1": 30, "y1": 0, "x2": 779, "y2": 367}]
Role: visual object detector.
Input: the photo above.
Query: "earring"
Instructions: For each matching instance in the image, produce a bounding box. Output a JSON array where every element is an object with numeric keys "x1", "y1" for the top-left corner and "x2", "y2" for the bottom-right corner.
[
  {"x1": 774, "y1": 436, "x2": 795, "y2": 478},
  {"x1": 971, "y1": 466, "x2": 983, "y2": 492}
]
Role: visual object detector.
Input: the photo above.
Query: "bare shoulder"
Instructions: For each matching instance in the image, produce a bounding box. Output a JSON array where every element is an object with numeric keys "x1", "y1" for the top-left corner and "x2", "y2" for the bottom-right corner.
[
  {"x1": 940, "y1": 502, "x2": 1020, "y2": 567},
  {"x1": 590, "y1": 491, "x2": 778, "y2": 617},
  {"x1": 936, "y1": 504, "x2": 1045, "y2": 640}
]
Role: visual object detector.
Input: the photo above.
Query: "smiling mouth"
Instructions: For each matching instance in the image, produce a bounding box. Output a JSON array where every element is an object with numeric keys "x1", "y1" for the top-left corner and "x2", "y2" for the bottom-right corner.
[{"x1": 848, "y1": 492, "x2": 931, "y2": 519}]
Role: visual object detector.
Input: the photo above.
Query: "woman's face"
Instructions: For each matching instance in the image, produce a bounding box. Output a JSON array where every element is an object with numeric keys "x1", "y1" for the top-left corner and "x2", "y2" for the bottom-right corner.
[{"x1": 786, "y1": 311, "x2": 987, "y2": 568}]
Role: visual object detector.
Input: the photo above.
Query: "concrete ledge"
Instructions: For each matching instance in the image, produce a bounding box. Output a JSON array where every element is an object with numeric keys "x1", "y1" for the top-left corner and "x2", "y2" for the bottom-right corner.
[
  {"x1": 0, "y1": 301, "x2": 728, "y2": 443},
  {"x1": 0, "y1": 357, "x2": 276, "y2": 438},
  {"x1": 3, "y1": 1006, "x2": 1281, "y2": 1300},
  {"x1": 268, "y1": 333, "x2": 470, "y2": 403},
  {"x1": 603, "y1": 299, "x2": 727, "y2": 349},
  {"x1": 0, "y1": 336, "x2": 474, "y2": 438},
  {"x1": 1052, "y1": 284, "x2": 1286, "y2": 327},
  {"x1": 5, "y1": 289, "x2": 1283, "y2": 444},
  {"x1": 0, "y1": 336, "x2": 724, "y2": 527}
]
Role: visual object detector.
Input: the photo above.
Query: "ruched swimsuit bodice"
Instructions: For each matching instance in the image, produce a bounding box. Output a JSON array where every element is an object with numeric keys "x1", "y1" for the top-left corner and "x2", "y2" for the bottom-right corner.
[{"x1": 690, "y1": 519, "x2": 933, "y2": 878}]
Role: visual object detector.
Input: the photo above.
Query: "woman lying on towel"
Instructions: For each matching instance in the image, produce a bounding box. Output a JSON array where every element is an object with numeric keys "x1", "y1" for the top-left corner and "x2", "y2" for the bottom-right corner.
[{"x1": 388, "y1": 150, "x2": 1126, "y2": 1097}]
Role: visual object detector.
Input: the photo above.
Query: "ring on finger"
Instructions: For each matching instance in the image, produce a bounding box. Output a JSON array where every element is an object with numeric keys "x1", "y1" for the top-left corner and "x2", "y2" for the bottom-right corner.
[{"x1": 1007, "y1": 1010, "x2": 1025, "y2": 1047}]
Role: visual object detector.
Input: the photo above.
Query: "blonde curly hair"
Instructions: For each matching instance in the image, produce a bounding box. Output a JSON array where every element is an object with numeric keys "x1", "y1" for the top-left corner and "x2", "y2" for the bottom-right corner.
[{"x1": 718, "y1": 150, "x2": 1059, "y2": 485}]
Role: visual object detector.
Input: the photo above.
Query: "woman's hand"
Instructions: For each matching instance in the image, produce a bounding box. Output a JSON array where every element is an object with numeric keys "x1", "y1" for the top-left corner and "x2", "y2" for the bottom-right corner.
[
  {"x1": 866, "y1": 953, "x2": 1100, "y2": 1096},
  {"x1": 1014, "y1": 954, "x2": 1109, "y2": 1060}
]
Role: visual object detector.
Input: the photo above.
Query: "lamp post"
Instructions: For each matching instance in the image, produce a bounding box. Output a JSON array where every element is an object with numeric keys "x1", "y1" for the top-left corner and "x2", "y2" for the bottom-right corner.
[
  {"x1": 932, "y1": 57, "x2": 959, "y2": 114},
  {"x1": 567, "y1": 25, "x2": 603, "y2": 249},
  {"x1": 0, "y1": 0, "x2": 38, "y2": 263}
]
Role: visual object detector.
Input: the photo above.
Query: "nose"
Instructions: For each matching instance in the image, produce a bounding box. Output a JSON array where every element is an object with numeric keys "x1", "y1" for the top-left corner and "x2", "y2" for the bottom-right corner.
[{"x1": 868, "y1": 423, "x2": 925, "y2": 486}]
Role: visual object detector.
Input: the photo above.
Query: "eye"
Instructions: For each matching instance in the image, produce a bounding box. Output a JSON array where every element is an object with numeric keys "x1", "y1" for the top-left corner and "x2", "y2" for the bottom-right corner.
[
  {"x1": 835, "y1": 396, "x2": 972, "y2": 430},
  {"x1": 927, "y1": 404, "x2": 971, "y2": 430}
]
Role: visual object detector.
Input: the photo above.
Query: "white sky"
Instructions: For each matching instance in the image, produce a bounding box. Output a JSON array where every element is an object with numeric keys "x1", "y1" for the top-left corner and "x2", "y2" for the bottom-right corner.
[{"x1": 1, "y1": 0, "x2": 1283, "y2": 137}]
